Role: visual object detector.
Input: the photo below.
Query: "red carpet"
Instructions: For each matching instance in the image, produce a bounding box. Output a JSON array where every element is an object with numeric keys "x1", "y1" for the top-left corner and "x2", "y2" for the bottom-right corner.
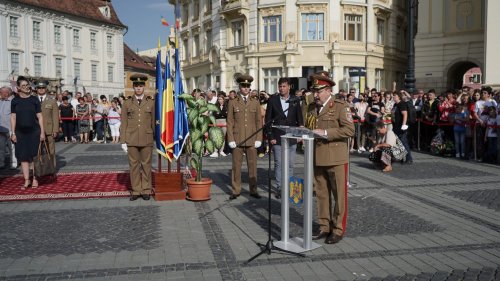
[{"x1": 0, "y1": 171, "x2": 131, "y2": 202}]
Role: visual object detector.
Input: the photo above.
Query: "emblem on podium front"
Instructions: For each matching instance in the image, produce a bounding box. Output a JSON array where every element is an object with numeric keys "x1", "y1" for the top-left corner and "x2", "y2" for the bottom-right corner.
[{"x1": 289, "y1": 177, "x2": 304, "y2": 205}]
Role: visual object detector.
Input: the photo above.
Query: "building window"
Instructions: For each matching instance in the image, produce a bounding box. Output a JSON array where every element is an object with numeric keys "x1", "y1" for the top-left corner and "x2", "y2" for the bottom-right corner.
[
  {"x1": 91, "y1": 64, "x2": 97, "y2": 81},
  {"x1": 376, "y1": 19, "x2": 385, "y2": 45},
  {"x1": 55, "y1": 58, "x2": 63, "y2": 78},
  {"x1": 205, "y1": 30, "x2": 212, "y2": 54},
  {"x1": 34, "y1": 55, "x2": 42, "y2": 76},
  {"x1": 183, "y1": 39, "x2": 189, "y2": 60},
  {"x1": 33, "y1": 21, "x2": 41, "y2": 41},
  {"x1": 263, "y1": 16, "x2": 282, "y2": 42},
  {"x1": 470, "y1": 74, "x2": 481, "y2": 84},
  {"x1": 263, "y1": 68, "x2": 282, "y2": 94},
  {"x1": 193, "y1": 34, "x2": 199, "y2": 57},
  {"x1": 90, "y1": 32, "x2": 97, "y2": 50},
  {"x1": 182, "y1": 5, "x2": 188, "y2": 26},
  {"x1": 232, "y1": 21, "x2": 243, "y2": 46},
  {"x1": 206, "y1": 74, "x2": 211, "y2": 89},
  {"x1": 107, "y1": 65, "x2": 114, "y2": 82},
  {"x1": 74, "y1": 62, "x2": 81, "y2": 79},
  {"x1": 107, "y1": 35, "x2": 113, "y2": 53},
  {"x1": 344, "y1": 14, "x2": 362, "y2": 41},
  {"x1": 193, "y1": 1, "x2": 199, "y2": 20},
  {"x1": 9, "y1": 16, "x2": 19, "y2": 37},
  {"x1": 73, "y1": 29, "x2": 80, "y2": 46},
  {"x1": 301, "y1": 13, "x2": 324, "y2": 41},
  {"x1": 375, "y1": 69, "x2": 384, "y2": 91},
  {"x1": 54, "y1": 25, "x2": 62, "y2": 44},
  {"x1": 11, "y1": 53, "x2": 20, "y2": 74},
  {"x1": 206, "y1": 0, "x2": 212, "y2": 13}
]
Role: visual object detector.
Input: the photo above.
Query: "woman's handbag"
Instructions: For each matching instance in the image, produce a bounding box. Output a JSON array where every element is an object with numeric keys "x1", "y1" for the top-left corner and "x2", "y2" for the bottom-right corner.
[
  {"x1": 33, "y1": 140, "x2": 56, "y2": 177},
  {"x1": 391, "y1": 136, "x2": 408, "y2": 161}
]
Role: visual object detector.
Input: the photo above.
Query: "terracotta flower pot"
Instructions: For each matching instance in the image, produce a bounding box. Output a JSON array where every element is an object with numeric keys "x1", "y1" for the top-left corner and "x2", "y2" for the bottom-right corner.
[{"x1": 186, "y1": 178, "x2": 212, "y2": 201}]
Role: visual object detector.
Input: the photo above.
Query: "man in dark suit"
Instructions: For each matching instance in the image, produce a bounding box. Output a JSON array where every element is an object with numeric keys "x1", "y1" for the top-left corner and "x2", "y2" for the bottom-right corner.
[{"x1": 265, "y1": 77, "x2": 304, "y2": 199}]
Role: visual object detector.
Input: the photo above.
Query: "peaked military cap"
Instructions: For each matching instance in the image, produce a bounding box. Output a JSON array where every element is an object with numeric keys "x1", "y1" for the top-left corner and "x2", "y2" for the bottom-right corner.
[
  {"x1": 130, "y1": 74, "x2": 148, "y2": 85},
  {"x1": 35, "y1": 80, "x2": 48, "y2": 88},
  {"x1": 236, "y1": 74, "x2": 253, "y2": 87},
  {"x1": 310, "y1": 72, "x2": 336, "y2": 90}
]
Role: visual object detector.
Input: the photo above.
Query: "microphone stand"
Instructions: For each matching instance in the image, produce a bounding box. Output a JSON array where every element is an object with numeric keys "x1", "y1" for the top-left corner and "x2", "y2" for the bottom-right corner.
[{"x1": 236, "y1": 100, "x2": 305, "y2": 264}]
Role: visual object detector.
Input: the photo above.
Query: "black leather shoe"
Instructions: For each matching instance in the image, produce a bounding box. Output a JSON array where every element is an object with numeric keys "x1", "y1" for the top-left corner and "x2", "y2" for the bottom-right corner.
[
  {"x1": 129, "y1": 195, "x2": 140, "y2": 201},
  {"x1": 312, "y1": 230, "x2": 330, "y2": 240},
  {"x1": 229, "y1": 194, "x2": 240, "y2": 200},
  {"x1": 250, "y1": 193, "x2": 262, "y2": 199},
  {"x1": 142, "y1": 195, "x2": 150, "y2": 200},
  {"x1": 325, "y1": 233, "x2": 343, "y2": 244}
]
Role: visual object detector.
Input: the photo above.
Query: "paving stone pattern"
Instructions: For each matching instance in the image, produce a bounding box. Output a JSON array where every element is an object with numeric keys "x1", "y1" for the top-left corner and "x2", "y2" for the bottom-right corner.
[
  {"x1": 0, "y1": 206, "x2": 160, "y2": 258},
  {"x1": 446, "y1": 189, "x2": 500, "y2": 212},
  {"x1": 0, "y1": 143, "x2": 499, "y2": 280}
]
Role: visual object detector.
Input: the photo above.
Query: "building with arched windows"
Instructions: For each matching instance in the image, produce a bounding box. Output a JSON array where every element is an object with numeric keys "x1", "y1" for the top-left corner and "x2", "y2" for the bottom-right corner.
[
  {"x1": 148, "y1": 0, "x2": 411, "y2": 94},
  {"x1": 415, "y1": 0, "x2": 499, "y2": 92}
]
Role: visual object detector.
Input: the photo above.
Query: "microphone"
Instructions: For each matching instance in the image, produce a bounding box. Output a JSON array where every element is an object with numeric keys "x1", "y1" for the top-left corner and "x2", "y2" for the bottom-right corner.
[{"x1": 286, "y1": 96, "x2": 305, "y2": 103}]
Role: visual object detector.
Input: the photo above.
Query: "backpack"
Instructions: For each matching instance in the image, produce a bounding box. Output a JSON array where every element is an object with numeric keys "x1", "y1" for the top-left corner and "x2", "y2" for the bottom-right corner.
[{"x1": 406, "y1": 100, "x2": 417, "y2": 124}]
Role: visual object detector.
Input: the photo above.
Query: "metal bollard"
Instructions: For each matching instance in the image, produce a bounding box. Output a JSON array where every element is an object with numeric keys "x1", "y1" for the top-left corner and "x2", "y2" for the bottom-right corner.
[
  {"x1": 417, "y1": 120, "x2": 421, "y2": 151},
  {"x1": 473, "y1": 124, "x2": 477, "y2": 161}
]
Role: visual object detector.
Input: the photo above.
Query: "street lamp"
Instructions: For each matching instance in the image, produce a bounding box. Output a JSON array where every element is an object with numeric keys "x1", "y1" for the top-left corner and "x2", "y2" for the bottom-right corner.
[{"x1": 404, "y1": 0, "x2": 417, "y2": 93}]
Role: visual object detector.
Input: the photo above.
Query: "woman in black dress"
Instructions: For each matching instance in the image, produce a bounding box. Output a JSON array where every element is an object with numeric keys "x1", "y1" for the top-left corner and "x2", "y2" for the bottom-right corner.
[{"x1": 10, "y1": 76, "x2": 45, "y2": 189}]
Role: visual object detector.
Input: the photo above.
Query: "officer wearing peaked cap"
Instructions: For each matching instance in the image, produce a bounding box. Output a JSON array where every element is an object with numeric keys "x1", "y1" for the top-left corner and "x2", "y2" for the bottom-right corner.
[
  {"x1": 36, "y1": 80, "x2": 59, "y2": 168},
  {"x1": 308, "y1": 72, "x2": 354, "y2": 244},
  {"x1": 120, "y1": 74, "x2": 155, "y2": 201},
  {"x1": 226, "y1": 74, "x2": 263, "y2": 200}
]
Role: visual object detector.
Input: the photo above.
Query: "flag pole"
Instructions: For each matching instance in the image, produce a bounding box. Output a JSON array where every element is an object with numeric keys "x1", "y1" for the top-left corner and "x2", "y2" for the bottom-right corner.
[{"x1": 157, "y1": 37, "x2": 162, "y2": 173}]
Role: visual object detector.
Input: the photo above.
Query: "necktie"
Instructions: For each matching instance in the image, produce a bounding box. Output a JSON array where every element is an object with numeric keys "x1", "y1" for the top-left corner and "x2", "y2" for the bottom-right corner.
[
  {"x1": 243, "y1": 97, "x2": 247, "y2": 104},
  {"x1": 40, "y1": 97, "x2": 43, "y2": 102},
  {"x1": 316, "y1": 105, "x2": 321, "y2": 115},
  {"x1": 138, "y1": 99, "x2": 142, "y2": 105}
]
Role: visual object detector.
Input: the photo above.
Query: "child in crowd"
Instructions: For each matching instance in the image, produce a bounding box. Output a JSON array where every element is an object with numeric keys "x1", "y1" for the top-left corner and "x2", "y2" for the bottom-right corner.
[
  {"x1": 450, "y1": 104, "x2": 468, "y2": 158},
  {"x1": 483, "y1": 106, "x2": 497, "y2": 163}
]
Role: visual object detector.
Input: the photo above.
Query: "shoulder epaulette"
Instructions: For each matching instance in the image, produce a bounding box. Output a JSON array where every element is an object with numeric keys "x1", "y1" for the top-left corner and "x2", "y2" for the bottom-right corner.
[
  {"x1": 126, "y1": 96, "x2": 133, "y2": 100},
  {"x1": 146, "y1": 95, "x2": 154, "y2": 100}
]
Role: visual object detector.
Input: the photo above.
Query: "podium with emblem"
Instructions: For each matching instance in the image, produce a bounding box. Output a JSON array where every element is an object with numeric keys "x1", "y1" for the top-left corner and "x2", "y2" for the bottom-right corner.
[{"x1": 273, "y1": 125, "x2": 325, "y2": 253}]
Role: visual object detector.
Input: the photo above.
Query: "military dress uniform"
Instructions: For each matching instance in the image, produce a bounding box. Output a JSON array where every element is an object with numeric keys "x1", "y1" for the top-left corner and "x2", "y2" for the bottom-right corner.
[
  {"x1": 36, "y1": 81, "x2": 59, "y2": 167},
  {"x1": 310, "y1": 74, "x2": 355, "y2": 244},
  {"x1": 226, "y1": 74, "x2": 263, "y2": 199},
  {"x1": 120, "y1": 74, "x2": 155, "y2": 200}
]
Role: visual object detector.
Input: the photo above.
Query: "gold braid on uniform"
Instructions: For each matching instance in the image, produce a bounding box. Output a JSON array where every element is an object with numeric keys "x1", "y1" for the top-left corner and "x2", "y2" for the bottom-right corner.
[{"x1": 305, "y1": 112, "x2": 316, "y2": 130}]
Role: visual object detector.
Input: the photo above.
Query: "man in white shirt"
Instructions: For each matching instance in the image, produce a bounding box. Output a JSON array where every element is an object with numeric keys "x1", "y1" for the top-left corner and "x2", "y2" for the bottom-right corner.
[{"x1": 0, "y1": 86, "x2": 16, "y2": 169}]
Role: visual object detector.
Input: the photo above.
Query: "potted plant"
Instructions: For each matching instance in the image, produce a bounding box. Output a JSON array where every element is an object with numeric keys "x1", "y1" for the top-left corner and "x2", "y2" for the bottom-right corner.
[{"x1": 179, "y1": 94, "x2": 225, "y2": 201}]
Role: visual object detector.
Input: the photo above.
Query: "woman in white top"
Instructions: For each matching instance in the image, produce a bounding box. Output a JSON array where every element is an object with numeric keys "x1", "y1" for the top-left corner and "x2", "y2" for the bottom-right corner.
[
  {"x1": 107, "y1": 100, "x2": 121, "y2": 143},
  {"x1": 354, "y1": 94, "x2": 369, "y2": 152},
  {"x1": 368, "y1": 121, "x2": 397, "y2": 172}
]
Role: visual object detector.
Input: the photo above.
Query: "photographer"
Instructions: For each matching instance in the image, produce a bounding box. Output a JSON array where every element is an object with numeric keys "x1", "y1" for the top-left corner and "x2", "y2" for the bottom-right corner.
[{"x1": 258, "y1": 91, "x2": 270, "y2": 157}]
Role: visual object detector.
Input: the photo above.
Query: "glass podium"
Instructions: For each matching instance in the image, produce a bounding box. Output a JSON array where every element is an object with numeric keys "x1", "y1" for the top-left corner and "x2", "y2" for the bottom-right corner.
[{"x1": 272, "y1": 125, "x2": 326, "y2": 253}]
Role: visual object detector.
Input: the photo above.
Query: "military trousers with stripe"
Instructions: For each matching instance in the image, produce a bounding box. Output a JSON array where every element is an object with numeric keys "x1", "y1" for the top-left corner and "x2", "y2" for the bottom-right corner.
[{"x1": 314, "y1": 163, "x2": 348, "y2": 236}]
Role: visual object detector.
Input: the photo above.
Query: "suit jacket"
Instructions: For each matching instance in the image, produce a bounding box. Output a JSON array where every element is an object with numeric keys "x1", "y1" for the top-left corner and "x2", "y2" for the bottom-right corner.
[
  {"x1": 313, "y1": 96, "x2": 355, "y2": 166},
  {"x1": 422, "y1": 99, "x2": 439, "y2": 123},
  {"x1": 120, "y1": 95, "x2": 155, "y2": 147},
  {"x1": 227, "y1": 94, "x2": 262, "y2": 146},
  {"x1": 264, "y1": 94, "x2": 304, "y2": 145},
  {"x1": 40, "y1": 97, "x2": 59, "y2": 135}
]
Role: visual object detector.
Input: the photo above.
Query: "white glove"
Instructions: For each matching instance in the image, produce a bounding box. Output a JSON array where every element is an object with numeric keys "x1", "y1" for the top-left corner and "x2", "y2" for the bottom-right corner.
[
  {"x1": 255, "y1": 141, "x2": 262, "y2": 148},
  {"x1": 229, "y1": 141, "x2": 236, "y2": 149},
  {"x1": 121, "y1": 143, "x2": 128, "y2": 153},
  {"x1": 401, "y1": 125, "x2": 409, "y2": 131}
]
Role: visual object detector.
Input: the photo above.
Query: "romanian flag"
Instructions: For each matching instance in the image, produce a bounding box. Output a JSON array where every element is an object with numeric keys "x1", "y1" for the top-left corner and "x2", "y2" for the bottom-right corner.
[
  {"x1": 160, "y1": 48, "x2": 175, "y2": 161},
  {"x1": 173, "y1": 42, "x2": 189, "y2": 160},
  {"x1": 161, "y1": 16, "x2": 169, "y2": 27},
  {"x1": 154, "y1": 38, "x2": 166, "y2": 156}
]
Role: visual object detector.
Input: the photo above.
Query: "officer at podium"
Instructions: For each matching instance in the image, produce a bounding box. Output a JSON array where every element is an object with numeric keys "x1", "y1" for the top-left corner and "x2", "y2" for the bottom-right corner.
[{"x1": 309, "y1": 73, "x2": 354, "y2": 244}]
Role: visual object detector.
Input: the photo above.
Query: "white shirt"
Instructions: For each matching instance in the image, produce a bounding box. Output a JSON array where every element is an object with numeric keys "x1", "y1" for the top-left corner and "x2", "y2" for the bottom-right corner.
[
  {"x1": 379, "y1": 129, "x2": 397, "y2": 147},
  {"x1": 38, "y1": 94, "x2": 47, "y2": 102},
  {"x1": 319, "y1": 95, "x2": 333, "y2": 114},
  {"x1": 279, "y1": 94, "x2": 290, "y2": 117}
]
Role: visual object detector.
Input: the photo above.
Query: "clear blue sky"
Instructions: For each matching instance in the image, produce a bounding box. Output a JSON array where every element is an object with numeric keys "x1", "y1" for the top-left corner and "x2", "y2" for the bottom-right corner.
[{"x1": 113, "y1": 0, "x2": 175, "y2": 52}]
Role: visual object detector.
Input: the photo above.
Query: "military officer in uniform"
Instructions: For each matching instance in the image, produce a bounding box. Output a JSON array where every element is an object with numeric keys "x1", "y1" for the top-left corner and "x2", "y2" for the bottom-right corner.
[
  {"x1": 309, "y1": 73, "x2": 355, "y2": 244},
  {"x1": 227, "y1": 74, "x2": 263, "y2": 200},
  {"x1": 120, "y1": 74, "x2": 155, "y2": 201},
  {"x1": 36, "y1": 81, "x2": 59, "y2": 167}
]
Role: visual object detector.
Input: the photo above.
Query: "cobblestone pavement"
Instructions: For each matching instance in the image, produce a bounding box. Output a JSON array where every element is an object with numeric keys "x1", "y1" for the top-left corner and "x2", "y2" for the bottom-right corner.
[{"x1": 0, "y1": 143, "x2": 499, "y2": 280}]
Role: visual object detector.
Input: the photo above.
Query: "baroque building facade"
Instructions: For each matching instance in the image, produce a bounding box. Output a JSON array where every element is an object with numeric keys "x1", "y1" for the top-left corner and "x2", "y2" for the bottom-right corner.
[
  {"x1": 415, "y1": 0, "x2": 499, "y2": 91},
  {"x1": 0, "y1": 0, "x2": 127, "y2": 97},
  {"x1": 159, "y1": 0, "x2": 410, "y2": 94}
]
